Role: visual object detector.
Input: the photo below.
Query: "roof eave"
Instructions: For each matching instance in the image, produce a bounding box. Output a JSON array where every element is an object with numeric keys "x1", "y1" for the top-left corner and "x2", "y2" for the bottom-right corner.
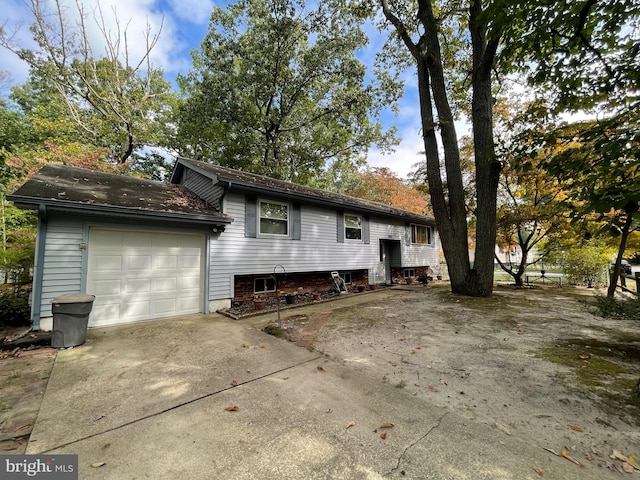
[
  {"x1": 220, "y1": 181, "x2": 434, "y2": 224},
  {"x1": 7, "y1": 195, "x2": 233, "y2": 226}
]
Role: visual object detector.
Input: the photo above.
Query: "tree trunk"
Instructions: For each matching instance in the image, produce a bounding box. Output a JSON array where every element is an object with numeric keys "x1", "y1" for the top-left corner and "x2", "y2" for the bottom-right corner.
[
  {"x1": 607, "y1": 208, "x2": 635, "y2": 297},
  {"x1": 414, "y1": 1, "x2": 472, "y2": 294},
  {"x1": 468, "y1": 0, "x2": 500, "y2": 296},
  {"x1": 382, "y1": 0, "x2": 500, "y2": 297}
]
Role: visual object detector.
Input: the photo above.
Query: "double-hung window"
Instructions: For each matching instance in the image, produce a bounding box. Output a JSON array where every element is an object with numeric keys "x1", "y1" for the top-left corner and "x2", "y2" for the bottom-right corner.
[
  {"x1": 345, "y1": 214, "x2": 362, "y2": 240},
  {"x1": 411, "y1": 224, "x2": 432, "y2": 245},
  {"x1": 259, "y1": 200, "x2": 289, "y2": 236}
]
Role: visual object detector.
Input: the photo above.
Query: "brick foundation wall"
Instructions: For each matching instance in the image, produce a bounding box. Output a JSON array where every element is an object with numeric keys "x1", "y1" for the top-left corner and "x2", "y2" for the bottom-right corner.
[
  {"x1": 390, "y1": 266, "x2": 431, "y2": 284},
  {"x1": 233, "y1": 269, "x2": 370, "y2": 303}
]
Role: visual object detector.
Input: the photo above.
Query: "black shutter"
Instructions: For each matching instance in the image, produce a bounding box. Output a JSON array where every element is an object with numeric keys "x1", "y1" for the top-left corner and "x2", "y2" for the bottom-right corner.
[
  {"x1": 245, "y1": 195, "x2": 257, "y2": 238},
  {"x1": 363, "y1": 215, "x2": 370, "y2": 244},
  {"x1": 337, "y1": 211, "x2": 344, "y2": 243},
  {"x1": 291, "y1": 203, "x2": 301, "y2": 240}
]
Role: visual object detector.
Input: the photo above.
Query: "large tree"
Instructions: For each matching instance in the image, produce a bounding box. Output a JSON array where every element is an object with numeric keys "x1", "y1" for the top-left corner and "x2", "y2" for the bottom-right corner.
[
  {"x1": 497, "y1": 0, "x2": 640, "y2": 297},
  {"x1": 176, "y1": 0, "x2": 399, "y2": 185},
  {"x1": 0, "y1": 0, "x2": 176, "y2": 167},
  {"x1": 378, "y1": 0, "x2": 502, "y2": 296}
]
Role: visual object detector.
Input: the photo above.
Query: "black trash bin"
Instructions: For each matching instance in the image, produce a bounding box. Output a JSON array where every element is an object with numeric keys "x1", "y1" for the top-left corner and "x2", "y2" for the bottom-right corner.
[{"x1": 51, "y1": 293, "x2": 95, "y2": 348}]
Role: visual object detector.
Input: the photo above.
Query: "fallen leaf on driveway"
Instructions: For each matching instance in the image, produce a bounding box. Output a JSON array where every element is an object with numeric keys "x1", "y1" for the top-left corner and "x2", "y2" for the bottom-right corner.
[
  {"x1": 317, "y1": 366, "x2": 326, "y2": 372},
  {"x1": 231, "y1": 380, "x2": 238, "y2": 387},
  {"x1": 14, "y1": 424, "x2": 32, "y2": 431},
  {"x1": 225, "y1": 406, "x2": 240, "y2": 412},
  {"x1": 428, "y1": 385, "x2": 439, "y2": 392},
  {"x1": 91, "y1": 462, "x2": 106, "y2": 468},
  {"x1": 627, "y1": 454, "x2": 640, "y2": 470},
  {"x1": 611, "y1": 450, "x2": 627, "y2": 462},
  {"x1": 533, "y1": 467, "x2": 543, "y2": 476},
  {"x1": 495, "y1": 422, "x2": 511, "y2": 436},
  {"x1": 380, "y1": 422, "x2": 395, "y2": 429},
  {"x1": 578, "y1": 354, "x2": 590, "y2": 360},
  {"x1": 623, "y1": 463, "x2": 635, "y2": 473},
  {"x1": 346, "y1": 422, "x2": 356, "y2": 429},
  {"x1": 380, "y1": 432, "x2": 387, "y2": 439},
  {"x1": 561, "y1": 449, "x2": 582, "y2": 466},
  {"x1": 440, "y1": 379, "x2": 448, "y2": 385},
  {"x1": 567, "y1": 424, "x2": 583, "y2": 432}
]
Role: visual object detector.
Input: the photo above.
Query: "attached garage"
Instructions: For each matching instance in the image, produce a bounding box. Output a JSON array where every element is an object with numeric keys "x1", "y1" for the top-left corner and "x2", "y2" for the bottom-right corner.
[{"x1": 87, "y1": 229, "x2": 206, "y2": 327}]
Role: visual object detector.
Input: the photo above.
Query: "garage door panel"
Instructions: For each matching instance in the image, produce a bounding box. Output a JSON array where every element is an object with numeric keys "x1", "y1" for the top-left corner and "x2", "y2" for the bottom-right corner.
[
  {"x1": 154, "y1": 277, "x2": 177, "y2": 292},
  {"x1": 126, "y1": 278, "x2": 150, "y2": 293},
  {"x1": 155, "y1": 298, "x2": 177, "y2": 314},
  {"x1": 181, "y1": 255, "x2": 201, "y2": 269},
  {"x1": 92, "y1": 230, "x2": 124, "y2": 247},
  {"x1": 90, "y1": 304, "x2": 120, "y2": 326},
  {"x1": 154, "y1": 255, "x2": 178, "y2": 269},
  {"x1": 128, "y1": 255, "x2": 152, "y2": 271},
  {"x1": 180, "y1": 275, "x2": 200, "y2": 290},
  {"x1": 177, "y1": 296, "x2": 200, "y2": 311},
  {"x1": 95, "y1": 255, "x2": 123, "y2": 272},
  {"x1": 123, "y1": 299, "x2": 152, "y2": 317},
  {"x1": 124, "y1": 231, "x2": 153, "y2": 247},
  {"x1": 94, "y1": 279, "x2": 122, "y2": 295},
  {"x1": 87, "y1": 229, "x2": 204, "y2": 326}
]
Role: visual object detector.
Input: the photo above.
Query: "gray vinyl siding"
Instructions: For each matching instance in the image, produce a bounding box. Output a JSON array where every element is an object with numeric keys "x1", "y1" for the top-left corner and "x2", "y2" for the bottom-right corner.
[
  {"x1": 39, "y1": 218, "x2": 85, "y2": 317},
  {"x1": 208, "y1": 192, "x2": 440, "y2": 300},
  {"x1": 181, "y1": 169, "x2": 225, "y2": 209}
]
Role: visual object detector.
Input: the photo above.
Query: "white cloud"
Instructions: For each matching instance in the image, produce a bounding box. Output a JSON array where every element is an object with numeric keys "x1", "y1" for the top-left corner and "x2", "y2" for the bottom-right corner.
[
  {"x1": 367, "y1": 127, "x2": 425, "y2": 179},
  {"x1": 166, "y1": 0, "x2": 214, "y2": 25},
  {"x1": 0, "y1": 0, "x2": 201, "y2": 91}
]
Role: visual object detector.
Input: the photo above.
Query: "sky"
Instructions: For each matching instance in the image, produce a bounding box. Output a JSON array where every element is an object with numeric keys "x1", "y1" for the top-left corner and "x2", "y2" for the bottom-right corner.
[{"x1": 0, "y1": 0, "x2": 470, "y2": 179}]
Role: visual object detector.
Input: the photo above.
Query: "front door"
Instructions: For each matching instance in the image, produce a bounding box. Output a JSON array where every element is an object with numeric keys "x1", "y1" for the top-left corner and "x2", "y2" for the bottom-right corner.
[{"x1": 379, "y1": 240, "x2": 392, "y2": 284}]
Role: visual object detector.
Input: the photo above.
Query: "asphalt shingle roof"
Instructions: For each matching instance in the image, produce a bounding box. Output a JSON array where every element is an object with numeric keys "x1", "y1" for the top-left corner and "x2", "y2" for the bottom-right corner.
[
  {"x1": 9, "y1": 164, "x2": 231, "y2": 223},
  {"x1": 177, "y1": 158, "x2": 434, "y2": 224}
]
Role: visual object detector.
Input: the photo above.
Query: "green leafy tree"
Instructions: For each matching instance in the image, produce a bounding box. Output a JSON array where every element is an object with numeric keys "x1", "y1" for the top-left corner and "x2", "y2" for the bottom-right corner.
[
  {"x1": 492, "y1": 99, "x2": 574, "y2": 286},
  {"x1": 561, "y1": 241, "x2": 614, "y2": 288},
  {"x1": 493, "y1": 0, "x2": 640, "y2": 297},
  {"x1": 0, "y1": 0, "x2": 177, "y2": 167},
  {"x1": 176, "y1": 0, "x2": 399, "y2": 184}
]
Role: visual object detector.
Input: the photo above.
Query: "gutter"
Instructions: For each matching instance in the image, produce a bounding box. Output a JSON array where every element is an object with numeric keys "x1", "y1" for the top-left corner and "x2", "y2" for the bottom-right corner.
[
  {"x1": 31, "y1": 204, "x2": 47, "y2": 330},
  {"x1": 7, "y1": 196, "x2": 233, "y2": 227}
]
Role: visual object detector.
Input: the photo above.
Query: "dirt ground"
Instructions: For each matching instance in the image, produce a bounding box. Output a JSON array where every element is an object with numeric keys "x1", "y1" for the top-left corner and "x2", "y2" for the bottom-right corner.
[
  {"x1": 0, "y1": 331, "x2": 56, "y2": 454},
  {"x1": 279, "y1": 282, "x2": 640, "y2": 478},
  {"x1": 2, "y1": 282, "x2": 639, "y2": 478}
]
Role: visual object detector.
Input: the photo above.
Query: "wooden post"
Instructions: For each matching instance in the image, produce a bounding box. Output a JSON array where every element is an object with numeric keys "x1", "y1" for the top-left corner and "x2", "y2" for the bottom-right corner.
[{"x1": 635, "y1": 272, "x2": 640, "y2": 295}]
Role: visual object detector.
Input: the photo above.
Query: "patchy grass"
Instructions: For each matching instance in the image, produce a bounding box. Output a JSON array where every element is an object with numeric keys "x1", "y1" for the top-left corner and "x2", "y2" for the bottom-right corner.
[
  {"x1": 536, "y1": 338, "x2": 640, "y2": 423},
  {"x1": 263, "y1": 324, "x2": 287, "y2": 337},
  {"x1": 589, "y1": 294, "x2": 640, "y2": 320}
]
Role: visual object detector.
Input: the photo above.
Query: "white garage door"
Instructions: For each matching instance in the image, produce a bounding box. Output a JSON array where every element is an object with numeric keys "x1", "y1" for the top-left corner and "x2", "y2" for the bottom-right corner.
[{"x1": 86, "y1": 229, "x2": 205, "y2": 327}]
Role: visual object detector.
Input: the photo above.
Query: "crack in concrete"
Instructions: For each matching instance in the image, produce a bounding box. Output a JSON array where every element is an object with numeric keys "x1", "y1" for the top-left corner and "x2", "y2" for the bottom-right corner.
[
  {"x1": 384, "y1": 411, "x2": 449, "y2": 477},
  {"x1": 35, "y1": 355, "x2": 323, "y2": 454}
]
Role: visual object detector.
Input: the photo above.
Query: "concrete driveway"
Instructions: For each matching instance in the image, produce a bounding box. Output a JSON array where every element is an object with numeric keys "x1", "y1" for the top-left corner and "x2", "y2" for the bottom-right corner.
[{"x1": 27, "y1": 296, "x2": 605, "y2": 479}]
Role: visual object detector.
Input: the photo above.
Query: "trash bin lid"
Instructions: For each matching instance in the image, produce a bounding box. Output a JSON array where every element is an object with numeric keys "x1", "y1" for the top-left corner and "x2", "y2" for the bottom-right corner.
[{"x1": 51, "y1": 293, "x2": 96, "y2": 304}]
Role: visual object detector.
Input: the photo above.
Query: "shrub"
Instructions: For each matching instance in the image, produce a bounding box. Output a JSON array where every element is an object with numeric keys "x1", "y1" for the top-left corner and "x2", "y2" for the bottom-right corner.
[
  {"x1": 591, "y1": 295, "x2": 640, "y2": 320},
  {"x1": 0, "y1": 288, "x2": 31, "y2": 328},
  {"x1": 561, "y1": 243, "x2": 613, "y2": 287}
]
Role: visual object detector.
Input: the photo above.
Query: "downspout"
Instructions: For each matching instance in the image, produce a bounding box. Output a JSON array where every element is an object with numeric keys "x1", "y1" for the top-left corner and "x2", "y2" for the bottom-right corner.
[{"x1": 31, "y1": 204, "x2": 47, "y2": 330}]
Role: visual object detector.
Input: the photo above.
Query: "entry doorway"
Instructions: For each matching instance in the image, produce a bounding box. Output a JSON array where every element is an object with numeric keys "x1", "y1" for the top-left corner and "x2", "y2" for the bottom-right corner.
[{"x1": 378, "y1": 239, "x2": 401, "y2": 285}]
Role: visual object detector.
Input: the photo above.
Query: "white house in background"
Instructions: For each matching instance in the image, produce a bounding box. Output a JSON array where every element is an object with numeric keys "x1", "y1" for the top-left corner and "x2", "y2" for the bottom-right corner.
[{"x1": 8, "y1": 158, "x2": 439, "y2": 330}]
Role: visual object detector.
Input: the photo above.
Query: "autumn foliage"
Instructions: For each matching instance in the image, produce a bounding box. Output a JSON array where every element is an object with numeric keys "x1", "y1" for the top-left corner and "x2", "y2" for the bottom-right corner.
[{"x1": 349, "y1": 167, "x2": 432, "y2": 216}]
